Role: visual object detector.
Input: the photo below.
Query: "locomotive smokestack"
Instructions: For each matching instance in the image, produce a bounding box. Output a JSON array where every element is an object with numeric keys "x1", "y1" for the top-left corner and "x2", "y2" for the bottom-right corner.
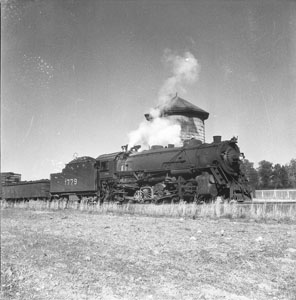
[{"x1": 213, "y1": 136, "x2": 222, "y2": 143}]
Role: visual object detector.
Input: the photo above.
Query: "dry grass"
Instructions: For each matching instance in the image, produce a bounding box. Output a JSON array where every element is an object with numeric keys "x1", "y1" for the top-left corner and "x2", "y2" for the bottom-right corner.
[
  {"x1": 1, "y1": 208, "x2": 296, "y2": 300},
  {"x1": 1, "y1": 199, "x2": 296, "y2": 222}
]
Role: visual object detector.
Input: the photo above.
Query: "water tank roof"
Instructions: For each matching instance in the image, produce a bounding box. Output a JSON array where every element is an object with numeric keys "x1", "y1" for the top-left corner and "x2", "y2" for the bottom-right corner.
[{"x1": 145, "y1": 95, "x2": 209, "y2": 120}]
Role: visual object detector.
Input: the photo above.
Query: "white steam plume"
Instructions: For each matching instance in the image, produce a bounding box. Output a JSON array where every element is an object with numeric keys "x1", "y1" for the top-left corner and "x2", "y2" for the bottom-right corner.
[
  {"x1": 158, "y1": 49, "x2": 200, "y2": 106},
  {"x1": 128, "y1": 118, "x2": 181, "y2": 149},
  {"x1": 128, "y1": 50, "x2": 200, "y2": 149}
]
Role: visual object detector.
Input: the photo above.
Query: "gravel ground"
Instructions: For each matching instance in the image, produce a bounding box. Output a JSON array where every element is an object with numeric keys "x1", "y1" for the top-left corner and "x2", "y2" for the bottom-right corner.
[{"x1": 1, "y1": 208, "x2": 296, "y2": 300}]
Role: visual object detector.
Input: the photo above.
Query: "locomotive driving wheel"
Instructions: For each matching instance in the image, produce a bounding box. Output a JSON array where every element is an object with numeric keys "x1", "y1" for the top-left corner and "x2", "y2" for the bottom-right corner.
[
  {"x1": 133, "y1": 190, "x2": 144, "y2": 203},
  {"x1": 182, "y1": 182, "x2": 197, "y2": 203},
  {"x1": 133, "y1": 187, "x2": 153, "y2": 203},
  {"x1": 153, "y1": 183, "x2": 166, "y2": 197}
]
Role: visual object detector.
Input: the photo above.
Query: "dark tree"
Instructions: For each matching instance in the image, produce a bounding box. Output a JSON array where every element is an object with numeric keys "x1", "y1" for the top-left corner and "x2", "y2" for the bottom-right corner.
[
  {"x1": 272, "y1": 164, "x2": 282, "y2": 189},
  {"x1": 257, "y1": 160, "x2": 273, "y2": 189},
  {"x1": 280, "y1": 165, "x2": 290, "y2": 188},
  {"x1": 287, "y1": 159, "x2": 296, "y2": 188},
  {"x1": 241, "y1": 159, "x2": 259, "y2": 190},
  {"x1": 271, "y1": 164, "x2": 290, "y2": 189}
]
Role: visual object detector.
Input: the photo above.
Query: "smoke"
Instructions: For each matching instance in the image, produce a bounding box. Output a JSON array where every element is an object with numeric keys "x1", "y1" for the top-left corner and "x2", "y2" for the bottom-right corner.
[
  {"x1": 128, "y1": 118, "x2": 181, "y2": 149},
  {"x1": 158, "y1": 49, "x2": 200, "y2": 106},
  {"x1": 128, "y1": 50, "x2": 200, "y2": 149}
]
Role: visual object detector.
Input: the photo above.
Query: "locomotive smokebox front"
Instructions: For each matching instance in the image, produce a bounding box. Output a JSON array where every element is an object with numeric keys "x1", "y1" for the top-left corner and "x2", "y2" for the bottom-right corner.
[{"x1": 145, "y1": 95, "x2": 209, "y2": 144}]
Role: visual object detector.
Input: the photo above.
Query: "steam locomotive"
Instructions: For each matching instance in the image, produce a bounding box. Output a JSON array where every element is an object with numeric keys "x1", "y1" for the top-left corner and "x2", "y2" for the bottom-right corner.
[{"x1": 2, "y1": 135, "x2": 252, "y2": 203}]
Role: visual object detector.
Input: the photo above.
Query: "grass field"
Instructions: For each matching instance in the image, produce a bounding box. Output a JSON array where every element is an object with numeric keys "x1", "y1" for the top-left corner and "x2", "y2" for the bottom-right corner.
[
  {"x1": 1, "y1": 203, "x2": 296, "y2": 300},
  {"x1": 2, "y1": 199, "x2": 296, "y2": 221}
]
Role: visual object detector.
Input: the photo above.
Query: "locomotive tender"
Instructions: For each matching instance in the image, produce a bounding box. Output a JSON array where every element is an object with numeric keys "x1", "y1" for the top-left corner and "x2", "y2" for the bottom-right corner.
[{"x1": 50, "y1": 156, "x2": 98, "y2": 200}]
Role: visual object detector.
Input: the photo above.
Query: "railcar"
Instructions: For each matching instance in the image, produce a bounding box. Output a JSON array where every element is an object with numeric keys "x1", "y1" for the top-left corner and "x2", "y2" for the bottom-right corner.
[{"x1": 2, "y1": 180, "x2": 50, "y2": 202}]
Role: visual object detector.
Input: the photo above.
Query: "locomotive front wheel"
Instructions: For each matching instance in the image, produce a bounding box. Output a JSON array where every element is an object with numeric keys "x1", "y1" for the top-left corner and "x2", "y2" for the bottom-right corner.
[
  {"x1": 171, "y1": 196, "x2": 179, "y2": 203},
  {"x1": 229, "y1": 199, "x2": 238, "y2": 205}
]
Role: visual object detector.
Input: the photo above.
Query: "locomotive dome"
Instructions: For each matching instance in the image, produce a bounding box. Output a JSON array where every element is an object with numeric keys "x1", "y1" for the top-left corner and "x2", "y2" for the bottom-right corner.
[{"x1": 145, "y1": 95, "x2": 209, "y2": 143}]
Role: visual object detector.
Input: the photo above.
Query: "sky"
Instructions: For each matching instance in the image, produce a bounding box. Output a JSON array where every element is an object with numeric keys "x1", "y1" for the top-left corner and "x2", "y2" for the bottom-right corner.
[{"x1": 1, "y1": 0, "x2": 296, "y2": 180}]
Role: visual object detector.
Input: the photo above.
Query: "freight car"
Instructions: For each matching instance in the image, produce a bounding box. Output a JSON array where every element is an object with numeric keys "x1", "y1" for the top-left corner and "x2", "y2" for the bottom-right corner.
[{"x1": 2, "y1": 180, "x2": 50, "y2": 202}]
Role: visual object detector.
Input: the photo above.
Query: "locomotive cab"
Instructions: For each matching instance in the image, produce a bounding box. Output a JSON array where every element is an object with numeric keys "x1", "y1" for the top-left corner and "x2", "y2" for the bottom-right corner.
[{"x1": 96, "y1": 152, "x2": 125, "y2": 202}]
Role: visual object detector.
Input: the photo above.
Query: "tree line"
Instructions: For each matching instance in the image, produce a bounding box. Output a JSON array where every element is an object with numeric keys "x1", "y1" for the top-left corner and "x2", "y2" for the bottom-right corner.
[{"x1": 241, "y1": 159, "x2": 296, "y2": 190}]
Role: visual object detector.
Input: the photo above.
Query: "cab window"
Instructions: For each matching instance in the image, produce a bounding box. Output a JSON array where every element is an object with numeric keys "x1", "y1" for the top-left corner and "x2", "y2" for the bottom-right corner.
[{"x1": 100, "y1": 161, "x2": 109, "y2": 171}]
